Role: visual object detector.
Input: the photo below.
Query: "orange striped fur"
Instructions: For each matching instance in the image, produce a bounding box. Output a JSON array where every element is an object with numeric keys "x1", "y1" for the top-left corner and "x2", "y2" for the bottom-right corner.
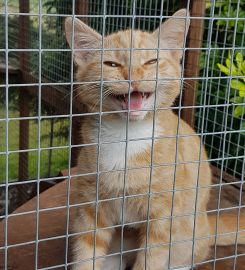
[{"x1": 65, "y1": 9, "x2": 245, "y2": 270}]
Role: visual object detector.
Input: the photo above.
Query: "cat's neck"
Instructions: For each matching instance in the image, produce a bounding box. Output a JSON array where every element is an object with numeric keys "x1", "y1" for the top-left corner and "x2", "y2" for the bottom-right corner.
[
  {"x1": 91, "y1": 114, "x2": 162, "y2": 141},
  {"x1": 87, "y1": 110, "x2": 177, "y2": 143},
  {"x1": 86, "y1": 114, "x2": 162, "y2": 171}
]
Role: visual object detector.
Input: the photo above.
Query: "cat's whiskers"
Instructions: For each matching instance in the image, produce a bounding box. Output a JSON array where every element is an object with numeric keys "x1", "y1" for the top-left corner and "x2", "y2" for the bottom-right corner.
[
  {"x1": 73, "y1": 84, "x2": 100, "y2": 101},
  {"x1": 89, "y1": 87, "x2": 116, "y2": 112},
  {"x1": 60, "y1": 81, "x2": 100, "y2": 101}
]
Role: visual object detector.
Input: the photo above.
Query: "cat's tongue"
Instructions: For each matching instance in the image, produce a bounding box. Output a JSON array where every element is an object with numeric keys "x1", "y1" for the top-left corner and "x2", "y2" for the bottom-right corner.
[{"x1": 123, "y1": 91, "x2": 143, "y2": 110}]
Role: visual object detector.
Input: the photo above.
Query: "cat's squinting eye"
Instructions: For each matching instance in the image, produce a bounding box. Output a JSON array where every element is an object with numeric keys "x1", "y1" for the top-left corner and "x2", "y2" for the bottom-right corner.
[
  {"x1": 103, "y1": 61, "x2": 121, "y2": 67},
  {"x1": 144, "y1": 59, "x2": 158, "y2": 65}
]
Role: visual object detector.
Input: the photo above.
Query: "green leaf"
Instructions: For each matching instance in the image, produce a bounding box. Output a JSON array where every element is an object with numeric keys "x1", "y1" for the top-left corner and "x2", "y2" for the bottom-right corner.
[
  {"x1": 236, "y1": 52, "x2": 243, "y2": 69},
  {"x1": 234, "y1": 105, "x2": 245, "y2": 118},
  {"x1": 228, "y1": 50, "x2": 231, "y2": 60},
  {"x1": 230, "y1": 62, "x2": 238, "y2": 75},
  {"x1": 230, "y1": 96, "x2": 244, "y2": 103},
  {"x1": 230, "y1": 80, "x2": 245, "y2": 92},
  {"x1": 239, "y1": 90, "x2": 245, "y2": 98},
  {"x1": 218, "y1": 60, "x2": 240, "y2": 76},
  {"x1": 225, "y1": 58, "x2": 231, "y2": 69},
  {"x1": 217, "y1": 63, "x2": 230, "y2": 75},
  {"x1": 216, "y1": 1, "x2": 226, "y2": 8},
  {"x1": 206, "y1": 2, "x2": 212, "y2": 9},
  {"x1": 242, "y1": 60, "x2": 245, "y2": 75}
]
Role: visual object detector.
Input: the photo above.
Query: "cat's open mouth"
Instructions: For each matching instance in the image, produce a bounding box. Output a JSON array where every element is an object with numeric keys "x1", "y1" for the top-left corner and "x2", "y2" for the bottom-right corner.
[{"x1": 110, "y1": 91, "x2": 153, "y2": 111}]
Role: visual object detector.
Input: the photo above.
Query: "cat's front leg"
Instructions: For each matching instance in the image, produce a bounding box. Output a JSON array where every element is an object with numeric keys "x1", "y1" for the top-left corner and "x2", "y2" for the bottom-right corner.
[
  {"x1": 132, "y1": 220, "x2": 170, "y2": 270},
  {"x1": 70, "y1": 205, "x2": 114, "y2": 270},
  {"x1": 132, "y1": 218, "x2": 193, "y2": 270}
]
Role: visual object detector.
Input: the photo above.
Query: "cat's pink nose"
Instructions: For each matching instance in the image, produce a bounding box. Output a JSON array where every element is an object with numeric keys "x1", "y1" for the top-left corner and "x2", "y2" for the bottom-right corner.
[{"x1": 131, "y1": 81, "x2": 139, "y2": 92}]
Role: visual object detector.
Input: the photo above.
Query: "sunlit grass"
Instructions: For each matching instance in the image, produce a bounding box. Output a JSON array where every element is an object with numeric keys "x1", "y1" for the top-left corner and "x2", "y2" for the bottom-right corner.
[{"x1": 0, "y1": 108, "x2": 69, "y2": 183}]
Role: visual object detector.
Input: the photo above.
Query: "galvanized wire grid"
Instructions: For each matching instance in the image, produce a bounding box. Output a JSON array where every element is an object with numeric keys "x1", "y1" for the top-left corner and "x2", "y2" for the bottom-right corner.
[
  {"x1": 196, "y1": 1, "x2": 245, "y2": 180},
  {"x1": 0, "y1": 0, "x2": 245, "y2": 270}
]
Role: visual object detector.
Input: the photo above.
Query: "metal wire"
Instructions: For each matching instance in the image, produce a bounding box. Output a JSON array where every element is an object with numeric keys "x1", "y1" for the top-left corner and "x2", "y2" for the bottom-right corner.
[
  {"x1": 119, "y1": 0, "x2": 136, "y2": 267},
  {"x1": 4, "y1": 0, "x2": 9, "y2": 269},
  {"x1": 144, "y1": 0, "x2": 164, "y2": 268},
  {"x1": 64, "y1": 1, "x2": 76, "y2": 270},
  {"x1": 168, "y1": 6, "x2": 190, "y2": 269}
]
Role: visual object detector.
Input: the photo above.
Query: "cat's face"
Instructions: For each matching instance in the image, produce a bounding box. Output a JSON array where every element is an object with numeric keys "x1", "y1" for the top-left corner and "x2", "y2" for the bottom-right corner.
[{"x1": 65, "y1": 9, "x2": 190, "y2": 121}]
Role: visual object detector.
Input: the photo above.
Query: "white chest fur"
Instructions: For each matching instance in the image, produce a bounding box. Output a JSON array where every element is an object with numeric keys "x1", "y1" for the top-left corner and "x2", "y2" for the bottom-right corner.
[{"x1": 91, "y1": 118, "x2": 160, "y2": 171}]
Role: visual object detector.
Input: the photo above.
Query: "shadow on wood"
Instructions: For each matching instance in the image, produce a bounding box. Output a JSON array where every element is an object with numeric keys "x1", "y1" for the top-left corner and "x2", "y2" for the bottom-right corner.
[{"x1": 0, "y1": 168, "x2": 245, "y2": 270}]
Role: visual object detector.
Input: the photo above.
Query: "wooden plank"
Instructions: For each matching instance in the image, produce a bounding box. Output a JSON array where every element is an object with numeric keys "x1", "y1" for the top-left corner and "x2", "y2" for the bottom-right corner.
[
  {"x1": 0, "y1": 167, "x2": 245, "y2": 269},
  {"x1": 196, "y1": 245, "x2": 245, "y2": 270},
  {"x1": 17, "y1": 0, "x2": 31, "y2": 200},
  {"x1": 75, "y1": 0, "x2": 89, "y2": 24},
  {"x1": 21, "y1": 72, "x2": 83, "y2": 115},
  {"x1": 199, "y1": 171, "x2": 245, "y2": 269},
  {"x1": 18, "y1": 90, "x2": 31, "y2": 200},
  {"x1": 0, "y1": 63, "x2": 20, "y2": 75},
  {"x1": 211, "y1": 165, "x2": 245, "y2": 191},
  {"x1": 181, "y1": 0, "x2": 206, "y2": 127},
  {"x1": 0, "y1": 180, "x2": 69, "y2": 270}
]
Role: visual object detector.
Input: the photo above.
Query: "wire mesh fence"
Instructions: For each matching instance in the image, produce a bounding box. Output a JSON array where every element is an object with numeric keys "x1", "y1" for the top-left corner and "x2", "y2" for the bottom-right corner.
[
  {"x1": 196, "y1": 1, "x2": 245, "y2": 180},
  {"x1": 0, "y1": 0, "x2": 245, "y2": 269}
]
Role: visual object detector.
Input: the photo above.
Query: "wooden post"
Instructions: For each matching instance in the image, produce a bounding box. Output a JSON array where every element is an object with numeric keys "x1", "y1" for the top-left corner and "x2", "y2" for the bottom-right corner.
[
  {"x1": 18, "y1": 91, "x2": 30, "y2": 181},
  {"x1": 181, "y1": 0, "x2": 206, "y2": 127},
  {"x1": 75, "y1": 1, "x2": 89, "y2": 24},
  {"x1": 69, "y1": 2, "x2": 90, "y2": 166},
  {"x1": 18, "y1": 0, "x2": 30, "y2": 201}
]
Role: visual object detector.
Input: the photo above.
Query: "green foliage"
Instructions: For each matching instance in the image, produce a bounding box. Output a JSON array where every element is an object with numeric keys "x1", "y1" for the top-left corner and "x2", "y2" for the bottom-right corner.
[
  {"x1": 90, "y1": 0, "x2": 181, "y2": 34},
  {"x1": 0, "y1": 109, "x2": 69, "y2": 182},
  {"x1": 206, "y1": 0, "x2": 245, "y2": 45},
  {"x1": 217, "y1": 51, "x2": 245, "y2": 118},
  {"x1": 196, "y1": 0, "x2": 245, "y2": 178},
  {"x1": 0, "y1": 0, "x2": 71, "y2": 182},
  {"x1": 37, "y1": 0, "x2": 72, "y2": 83},
  {"x1": 215, "y1": 1, "x2": 245, "y2": 44}
]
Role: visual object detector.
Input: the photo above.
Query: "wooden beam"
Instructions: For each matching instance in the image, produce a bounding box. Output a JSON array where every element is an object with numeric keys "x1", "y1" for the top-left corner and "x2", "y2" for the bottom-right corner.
[
  {"x1": 181, "y1": 0, "x2": 206, "y2": 127},
  {"x1": 1, "y1": 172, "x2": 245, "y2": 270},
  {"x1": 21, "y1": 72, "x2": 83, "y2": 115},
  {"x1": 0, "y1": 63, "x2": 20, "y2": 75},
  {"x1": 18, "y1": 91, "x2": 30, "y2": 182},
  {"x1": 17, "y1": 0, "x2": 31, "y2": 201},
  {"x1": 211, "y1": 165, "x2": 245, "y2": 191},
  {"x1": 75, "y1": 0, "x2": 89, "y2": 24}
]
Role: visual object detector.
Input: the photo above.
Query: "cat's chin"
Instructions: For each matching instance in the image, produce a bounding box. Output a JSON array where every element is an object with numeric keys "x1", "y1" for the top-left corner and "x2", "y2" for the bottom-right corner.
[{"x1": 120, "y1": 110, "x2": 149, "y2": 121}]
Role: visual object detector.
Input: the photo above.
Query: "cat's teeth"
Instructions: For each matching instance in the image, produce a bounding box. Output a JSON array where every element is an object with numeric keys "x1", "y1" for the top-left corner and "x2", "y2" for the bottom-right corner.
[{"x1": 142, "y1": 93, "x2": 145, "y2": 97}]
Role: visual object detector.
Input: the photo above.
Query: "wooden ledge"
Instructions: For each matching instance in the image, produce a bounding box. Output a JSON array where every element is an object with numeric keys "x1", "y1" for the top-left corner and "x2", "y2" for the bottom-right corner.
[
  {"x1": 0, "y1": 169, "x2": 244, "y2": 269},
  {"x1": 0, "y1": 62, "x2": 20, "y2": 75}
]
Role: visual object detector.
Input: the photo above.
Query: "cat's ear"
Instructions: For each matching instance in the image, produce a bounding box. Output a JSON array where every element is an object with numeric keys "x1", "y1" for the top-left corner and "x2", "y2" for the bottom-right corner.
[
  {"x1": 65, "y1": 17, "x2": 101, "y2": 64},
  {"x1": 154, "y1": 9, "x2": 190, "y2": 59}
]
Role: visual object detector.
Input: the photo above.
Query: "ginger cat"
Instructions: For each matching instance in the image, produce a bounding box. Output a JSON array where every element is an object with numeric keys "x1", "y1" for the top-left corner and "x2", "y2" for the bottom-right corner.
[{"x1": 65, "y1": 9, "x2": 245, "y2": 270}]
